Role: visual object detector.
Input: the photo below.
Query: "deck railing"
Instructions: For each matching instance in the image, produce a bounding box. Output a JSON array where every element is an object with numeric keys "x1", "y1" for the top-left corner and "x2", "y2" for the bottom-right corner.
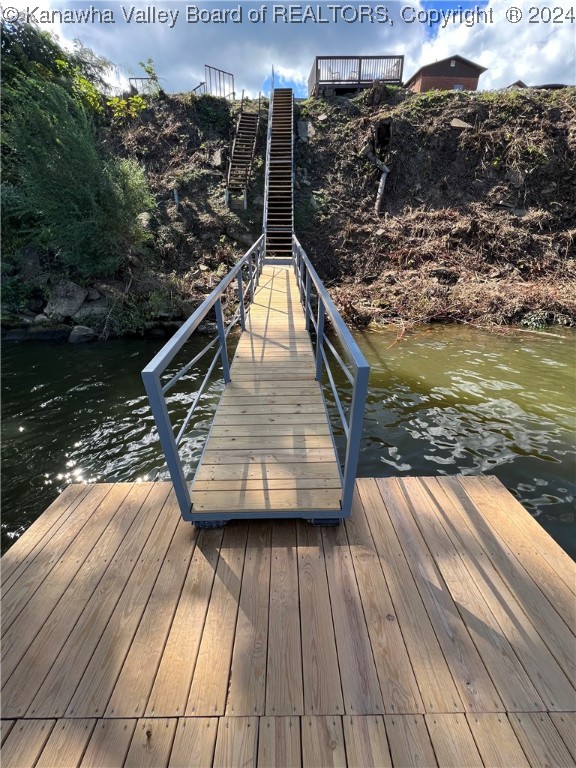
[
  {"x1": 142, "y1": 236, "x2": 265, "y2": 519},
  {"x1": 292, "y1": 235, "x2": 370, "y2": 517},
  {"x1": 308, "y1": 55, "x2": 404, "y2": 95}
]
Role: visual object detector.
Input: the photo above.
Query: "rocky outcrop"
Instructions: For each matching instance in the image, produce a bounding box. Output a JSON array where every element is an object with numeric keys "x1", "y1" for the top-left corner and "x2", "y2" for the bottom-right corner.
[
  {"x1": 72, "y1": 298, "x2": 109, "y2": 323},
  {"x1": 68, "y1": 325, "x2": 98, "y2": 343},
  {"x1": 44, "y1": 281, "x2": 88, "y2": 320}
]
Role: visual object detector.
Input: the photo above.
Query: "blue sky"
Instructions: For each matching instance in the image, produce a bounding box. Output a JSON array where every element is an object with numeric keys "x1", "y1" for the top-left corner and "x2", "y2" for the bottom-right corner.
[{"x1": 6, "y1": 1, "x2": 574, "y2": 95}]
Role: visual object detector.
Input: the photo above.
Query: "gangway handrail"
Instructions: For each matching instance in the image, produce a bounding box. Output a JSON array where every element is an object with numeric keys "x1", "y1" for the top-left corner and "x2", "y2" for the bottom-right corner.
[
  {"x1": 142, "y1": 235, "x2": 265, "y2": 519},
  {"x1": 292, "y1": 234, "x2": 370, "y2": 516},
  {"x1": 262, "y1": 67, "x2": 274, "y2": 237}
]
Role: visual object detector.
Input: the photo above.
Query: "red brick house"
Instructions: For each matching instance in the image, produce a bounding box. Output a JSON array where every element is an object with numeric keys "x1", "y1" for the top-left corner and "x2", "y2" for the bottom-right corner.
[{"x1": 405, "y1": 55, "x2": 487, "y2": 92}]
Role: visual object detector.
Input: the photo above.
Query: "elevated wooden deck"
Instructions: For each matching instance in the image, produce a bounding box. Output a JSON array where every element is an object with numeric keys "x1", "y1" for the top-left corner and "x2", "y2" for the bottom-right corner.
[
  {"x1": 191, "y1": 263, "x2": 342, "y2": 518},
  {"x1": 1, "y1": 475, "x2": 574, "y2": 766}
]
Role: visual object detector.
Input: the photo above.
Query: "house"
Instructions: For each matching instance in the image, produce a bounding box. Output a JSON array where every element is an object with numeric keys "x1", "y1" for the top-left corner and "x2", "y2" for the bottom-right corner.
[{"x1": 404, "y1": 55, "x2": 487, "y2": 93}]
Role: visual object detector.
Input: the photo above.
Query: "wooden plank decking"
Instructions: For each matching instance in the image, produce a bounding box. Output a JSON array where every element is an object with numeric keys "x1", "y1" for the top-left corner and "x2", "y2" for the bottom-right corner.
[
  {"x1": 190, "y1": 263, "x2": 342, "y2": 517},
  {"x1": 1, "y1": 475, "x2": 575, "y2": 767}
]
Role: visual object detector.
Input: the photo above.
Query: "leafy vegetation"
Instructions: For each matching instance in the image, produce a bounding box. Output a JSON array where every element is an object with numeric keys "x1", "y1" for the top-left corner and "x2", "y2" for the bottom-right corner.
[
  {"x1": 107, "y1": 94, "x2": 147, "y2": 124},
  {"x1": 1, "y1": 17, "x2": 155, "y2": 282}
]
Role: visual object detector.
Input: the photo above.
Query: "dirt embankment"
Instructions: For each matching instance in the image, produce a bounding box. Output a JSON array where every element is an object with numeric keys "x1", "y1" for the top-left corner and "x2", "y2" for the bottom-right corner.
[
  {"x1": 293, "y1": 86, "x2": 576, "y2": 329},
  {"x1": 9, "y1": 88, "x2": 572, "y2": 339},
  {"x1": 95, "y1": 93, "x2": 264, "y2": 335}
]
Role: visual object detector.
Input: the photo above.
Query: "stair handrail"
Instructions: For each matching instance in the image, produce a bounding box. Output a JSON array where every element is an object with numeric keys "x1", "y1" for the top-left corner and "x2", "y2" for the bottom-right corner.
[
  {"x1": 290, "y1": 88, "x2": 294, "y2": 233},
  {"x1": 142, "y1": 235, "x2": 266, "y2": 519},
  {"x1": 225, "y1": 90, "x2": 245, "y2": 202},
  {"x1": 292, "y1": 234, "x2": 370, "y2": 517},
  {"x1": 243, "y1": 91, "x2": 262, "y2": 189},
  {"x1": 262, "y1": 68, "x2": 275, "y2": 241}
]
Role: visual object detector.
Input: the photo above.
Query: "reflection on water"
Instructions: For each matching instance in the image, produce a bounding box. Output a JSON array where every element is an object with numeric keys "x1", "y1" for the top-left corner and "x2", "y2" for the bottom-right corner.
[
  {"x1": 1, "y1": 325, "x2": 575, "y2": 558},
  {"x1": 354, "y1": 325, "x2": 575, "y2": 558}
]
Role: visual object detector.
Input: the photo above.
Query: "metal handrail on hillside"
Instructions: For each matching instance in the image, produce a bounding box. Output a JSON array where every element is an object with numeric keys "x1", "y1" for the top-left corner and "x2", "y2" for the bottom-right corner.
[
  {"x1": 292, "y1": 235, "x2": 370, "y2": 517},
  {"x1": 262, "y1": 68, "x2": 275, "y2": 236},
  {"x1": 142, "y1": 235, "x2": 265, "y2": 519}
]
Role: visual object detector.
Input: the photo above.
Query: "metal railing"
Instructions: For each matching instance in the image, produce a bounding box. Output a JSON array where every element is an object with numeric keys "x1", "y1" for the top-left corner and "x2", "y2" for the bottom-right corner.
[
  {"x1": 142, "y1": 236, "x2": 265, "y2": 519},
  {"x1": 292, "y1": 235, "x2": 370, "y2": 517},
  {"x1": 308, "y1": 55, "x2": 404, "y2": 95},
  {"x1": 262, "y1": 68, "x2": 274, "y2": 236},
  {"x1": 205, "y1": 64, "x2": 235, "y2": 100}
]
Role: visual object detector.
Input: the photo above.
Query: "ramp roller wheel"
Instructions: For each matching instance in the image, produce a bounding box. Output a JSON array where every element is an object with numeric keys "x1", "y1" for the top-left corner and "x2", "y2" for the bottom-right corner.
[{"x1": 193, "y1": 520, "x2": 228, "y2": 529}]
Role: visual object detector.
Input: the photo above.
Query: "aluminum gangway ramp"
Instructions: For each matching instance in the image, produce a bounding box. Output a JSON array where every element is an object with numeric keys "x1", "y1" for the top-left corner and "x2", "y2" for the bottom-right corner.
[
  {"x1": 142, "y1": 83, "x2": 369, "y2": 526},
  {"x1": 190, "y1": 262, "x2": 342, "y2": 519}
]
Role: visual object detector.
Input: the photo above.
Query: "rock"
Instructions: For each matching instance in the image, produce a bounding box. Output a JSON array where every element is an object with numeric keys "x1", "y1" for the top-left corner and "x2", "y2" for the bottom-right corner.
[
  {"x1": 429, "y1": 268, "x2": 459, "y2": 285},
  {"x1": 86, "y1": 287, "x2": 102, "y2": 301},
  {"x1": 45, "y1": 280, "x2": 88, "y2": 319},
  {"x1": 68, "y1": 325, "x2": 97, "y2": 343},
  {"x1": 450, "y1": 118, "x2": 474, "y2": 129},
  {"x1": 198, "y1": 320, "x2": 218, "y2": 335},
  {"x1": 225, "y1": 227, "x2": 254, "y2": 247},
  {"x1": 297, "y1": 121, "x2": 309, "y2": 141},
  {"x1": 33, "y1": 314, "x2": 50, "y2": 324},
  {"x1": 27, "y1": 325, "x2": 72, "y2": 341},
  {"x1": 317, "y1": 114, "x2": 328, "y2": 122},
  {"x1": 4, "y1": 329, "x2": 29, "y2": 342},
  {"x1": 72, "y1": 298, "x2": 109, "y2": 323}
]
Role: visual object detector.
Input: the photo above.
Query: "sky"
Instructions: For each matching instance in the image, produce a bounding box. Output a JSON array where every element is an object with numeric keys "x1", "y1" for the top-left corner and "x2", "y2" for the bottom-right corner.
[{"x1": 4, "y1": 0, "x2": 575, "y2": 96}]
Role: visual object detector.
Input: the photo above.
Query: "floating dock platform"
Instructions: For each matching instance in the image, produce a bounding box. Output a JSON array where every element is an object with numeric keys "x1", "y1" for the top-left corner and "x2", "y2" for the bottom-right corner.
[{"x1": 1, "y1": 474, "x2": 574, "y2": 766}]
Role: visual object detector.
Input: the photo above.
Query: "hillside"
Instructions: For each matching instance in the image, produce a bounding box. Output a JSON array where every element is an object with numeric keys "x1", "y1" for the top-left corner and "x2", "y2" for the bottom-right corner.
[
  {"x1": 104, "y1": 85, "x2": 576, "y2": 333},
  {"x1": 2, "y1": 27, "x2": 574, "y2": 338},
  {"x1": 293, "y1": 85, "x2": 576, "y2": 329}
]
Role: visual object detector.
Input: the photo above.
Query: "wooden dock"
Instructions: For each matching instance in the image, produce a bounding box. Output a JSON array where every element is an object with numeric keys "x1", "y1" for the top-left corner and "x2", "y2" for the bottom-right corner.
[
  {"x1": 1, "y1": 474, "x2": 574, "y2": 767},
  {"x1": 190, "y1": 263, "x2": 342, "y2": 518}
]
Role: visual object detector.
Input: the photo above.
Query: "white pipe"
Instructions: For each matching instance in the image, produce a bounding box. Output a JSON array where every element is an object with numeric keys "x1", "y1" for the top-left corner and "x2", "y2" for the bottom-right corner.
[{"x1": 375, "y1": 167, "x2": 390, "y2": 214}]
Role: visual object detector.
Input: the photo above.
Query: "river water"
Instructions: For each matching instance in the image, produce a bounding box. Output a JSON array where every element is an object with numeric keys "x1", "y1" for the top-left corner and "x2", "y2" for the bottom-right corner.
[{"x1": 2, "y1": 325, "x2": 574, "y2": 558}]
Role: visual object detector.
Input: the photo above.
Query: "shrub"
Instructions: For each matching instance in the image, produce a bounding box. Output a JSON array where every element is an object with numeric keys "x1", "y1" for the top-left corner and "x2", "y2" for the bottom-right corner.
[{"x1": 6, "y1": 78, "x2": 154, "y2": 277}]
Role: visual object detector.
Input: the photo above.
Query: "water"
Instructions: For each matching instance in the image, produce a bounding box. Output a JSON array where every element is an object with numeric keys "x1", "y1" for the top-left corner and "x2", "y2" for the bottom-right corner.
[{"x1": 2, "y1": 326, "x2": 575, "y2": 557}]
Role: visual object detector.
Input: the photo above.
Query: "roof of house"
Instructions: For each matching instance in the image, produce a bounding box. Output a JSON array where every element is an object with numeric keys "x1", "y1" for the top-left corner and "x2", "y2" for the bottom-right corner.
[{"x1": 405, "y1": 55, "x2": 488, "y2": 88}]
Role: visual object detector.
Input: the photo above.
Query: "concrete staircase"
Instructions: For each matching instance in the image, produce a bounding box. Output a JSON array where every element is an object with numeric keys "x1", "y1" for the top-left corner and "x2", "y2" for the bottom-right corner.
[
  {"x1": 226, "y1": 108, "x2": 259, "y2": 209},
  {"x1": 264, "y1": 88, "x2": 294, "y2": 261}
]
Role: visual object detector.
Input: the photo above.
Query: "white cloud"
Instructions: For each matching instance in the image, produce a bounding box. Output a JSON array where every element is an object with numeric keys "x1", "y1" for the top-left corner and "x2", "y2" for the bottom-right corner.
[
  {"x1": 7, "y1": 0, "x2": 574, "y2": 93},
  {"x1": 411, "y1": 0, "x2": 575, "y2": 88}
]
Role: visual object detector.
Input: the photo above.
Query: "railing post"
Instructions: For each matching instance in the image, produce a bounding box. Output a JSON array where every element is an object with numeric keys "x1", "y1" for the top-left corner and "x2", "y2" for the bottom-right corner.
[
  {"x1": 237, "y1": 271, "x2": 245, "y2": 330},
  {"x1": 255, "y1": 245, "x2": 262, "y2": 287},
  {"x1": 315, "y1": 301, "x2": 325, "y2": 381},
  {"x1": 305, "y1": 270, "x2": 311, "y2": 331},
  {"x1": 214, "y1": 298, "x2": 231, "y2": 383},
  {"x1": 141, "y1": 371, "x2": 192, "y2": 520},
  {"x1": 249, "y1": 258, "x2": 255, "y2": 303},
  {"x1": 340, "y1": 364, "x2": 370, "y2": 516}
]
